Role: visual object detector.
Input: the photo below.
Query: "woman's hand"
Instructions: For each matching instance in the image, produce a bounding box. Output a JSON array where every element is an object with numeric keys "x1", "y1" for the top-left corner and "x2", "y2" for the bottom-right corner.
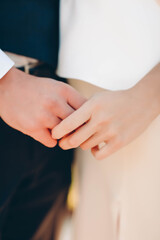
[{"x1": 52, "y1": 64, "x2": 160, "y2": 160}]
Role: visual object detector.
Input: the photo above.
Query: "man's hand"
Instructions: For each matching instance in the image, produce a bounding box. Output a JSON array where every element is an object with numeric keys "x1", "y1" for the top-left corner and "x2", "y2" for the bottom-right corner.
[{"x1": 0, "y1": 67, "x2": 86, "y2": 147}]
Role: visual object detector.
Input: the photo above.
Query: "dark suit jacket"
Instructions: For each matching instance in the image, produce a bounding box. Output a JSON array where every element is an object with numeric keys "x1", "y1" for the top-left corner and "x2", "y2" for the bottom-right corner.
[
  {"x1": 0, "y1": 0, "x2": 60, "y2": 67},
  {"x1": 0, "y1": 0, "x2": 72, "y2": 223}
]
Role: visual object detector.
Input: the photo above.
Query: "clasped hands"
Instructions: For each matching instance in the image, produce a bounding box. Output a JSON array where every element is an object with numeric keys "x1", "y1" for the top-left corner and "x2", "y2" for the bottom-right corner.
[
  {"x1": 53, "y1": 88, "x2": 155, "y2": 160},
  {"x1": 52, "y1": 64, "x2": 160, "y2": 160},
  {"x1": 1, "y1": 67, "x2": 158, "y2": 160}
]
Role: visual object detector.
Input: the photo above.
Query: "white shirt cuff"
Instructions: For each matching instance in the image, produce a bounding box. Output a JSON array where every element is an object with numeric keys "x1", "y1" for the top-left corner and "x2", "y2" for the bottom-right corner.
[{"x1": 0, "y1": 49, "x2": 15, "y2": 79}]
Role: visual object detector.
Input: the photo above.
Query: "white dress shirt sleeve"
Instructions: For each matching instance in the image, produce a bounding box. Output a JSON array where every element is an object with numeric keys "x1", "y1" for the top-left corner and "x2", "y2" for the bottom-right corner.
[{"x1": 0, "y1": 49, "x2": 14, "y2": 79}]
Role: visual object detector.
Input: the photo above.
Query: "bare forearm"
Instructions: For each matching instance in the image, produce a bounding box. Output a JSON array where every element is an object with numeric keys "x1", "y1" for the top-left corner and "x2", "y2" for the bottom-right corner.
[
  {"x1": 0, "y1": 67, "x2": 14, "y2": 114},
  {"x1": 131, "y1": 63, "x2": 160, "y2": 118}
]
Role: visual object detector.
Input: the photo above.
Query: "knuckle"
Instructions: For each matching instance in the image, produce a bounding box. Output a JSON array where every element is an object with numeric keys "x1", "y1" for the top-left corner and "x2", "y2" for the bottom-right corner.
[
  {"x1": 91, "y1": 122, "x2": 98, "y2": 131},
  {"x1": 24, "y1": 120, "x2": 41, "y2": 132},
  {"x1": 42, "y1": 96, "x2": 63, "y2": 111},
  {"x1": 113, "y1": 136, "x2": 123, "y2": 149},
  {"x1": 68, "y1": 137, "x2": 78, "y2": 148},
  {"x1": 107, "y1": 128, "x2": 117, "y2": 139},
  {"x1": 94, "y1": 120, "x2": 102, "y2": 131},
  {"x1": 93, "y1": 116, "x2": 109, "y2": 131},
  {"x1": 91, "y1": 119, "x2": 102, "y2": 131},
  {"x1": 52, "y1": 98, "x2": 61, "y2": 109},
  {"x1": 106, "y1": 123, "x2": 119, "y2": 137},
  {"x1": 42, "y1": 96, "x2": 54, "y2": 109},
  {"x1": 37, "y1": 111, "x2": 48, "y2": 124}
]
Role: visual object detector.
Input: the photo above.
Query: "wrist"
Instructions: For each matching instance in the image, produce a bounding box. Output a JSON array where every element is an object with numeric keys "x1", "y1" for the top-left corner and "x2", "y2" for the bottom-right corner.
[
  {"x1": 131, "y1": 63, "x2": 160, "y2": 118},
  {"x1": 0, "y1": 67, "x2": 17, "y2": 115}
]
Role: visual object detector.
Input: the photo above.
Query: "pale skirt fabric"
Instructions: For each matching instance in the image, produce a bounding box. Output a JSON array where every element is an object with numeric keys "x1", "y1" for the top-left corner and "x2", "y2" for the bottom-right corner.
[{"x1": 68, "y1": 79, "x2": 160, "y2": 240}]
